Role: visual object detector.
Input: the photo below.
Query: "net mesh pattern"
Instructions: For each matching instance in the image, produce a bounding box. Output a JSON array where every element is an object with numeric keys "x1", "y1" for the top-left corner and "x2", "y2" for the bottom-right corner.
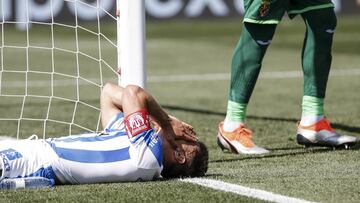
[{"x1": 0, "y1": 0, "x2": 118, "y2": 138}]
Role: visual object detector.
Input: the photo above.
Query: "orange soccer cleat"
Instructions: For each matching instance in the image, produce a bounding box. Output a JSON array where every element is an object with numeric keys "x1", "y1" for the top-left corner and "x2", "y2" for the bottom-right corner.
[
  {"x1": 297, "y1": 118, "x2": 357, "y2": 149},
  {"x1": 217, "y1": 122, "x2": 269, "y2": 154}
]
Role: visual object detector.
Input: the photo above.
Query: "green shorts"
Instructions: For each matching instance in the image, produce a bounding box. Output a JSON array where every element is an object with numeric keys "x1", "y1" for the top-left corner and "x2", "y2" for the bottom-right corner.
[{"x1": 243, "y1": 0, "x2": 334, "y2": 24}]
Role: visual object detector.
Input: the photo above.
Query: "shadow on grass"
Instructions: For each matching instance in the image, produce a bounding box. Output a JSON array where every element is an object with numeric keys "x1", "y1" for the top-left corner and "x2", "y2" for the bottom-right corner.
[
  {"x1": 162, "y1": 105, "x2": 360, "y2": 134},
  {"x1": 210, "y1": 147, "x2": 331, "y2": 164},
  {"x1": 203, "y1": 173, "x2": 224, "y2": 178},
  {"x1": 156, "y1": 173, "x2": 223, "y2": 182},
  {"x1": 210, "y1": 142, "x2": 360, "y2": 164}
]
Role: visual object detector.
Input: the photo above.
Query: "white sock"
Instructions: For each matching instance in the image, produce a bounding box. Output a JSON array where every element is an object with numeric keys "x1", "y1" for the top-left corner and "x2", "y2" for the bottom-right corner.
[
  {"x1": 300, "y1": 114, "x2": 324, "y2": 126},
  {"x1": 223, "y1": 118, "x2": 244, "y2": 132}
]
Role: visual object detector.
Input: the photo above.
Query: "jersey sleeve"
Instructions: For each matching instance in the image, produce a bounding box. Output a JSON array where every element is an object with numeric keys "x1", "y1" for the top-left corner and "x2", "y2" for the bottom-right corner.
[
  {"x1": 103, "y1": 112, "x2": 126, "y2": 133},
  {"x1": 124, "y1": 109, "x2": 152, "y2": 144},
  {"x1": 128, "y1": 129, "x2": 163, "y2": 170},
  {"x1": 104, "y1": 110, "x2": 163, "y2": 170}
]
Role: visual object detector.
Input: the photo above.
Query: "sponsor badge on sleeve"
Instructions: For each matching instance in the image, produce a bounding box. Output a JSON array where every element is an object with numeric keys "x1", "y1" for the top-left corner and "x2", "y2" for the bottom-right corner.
[{"x1": 125, "y1": 109, "x2": 151, "y2": 138}]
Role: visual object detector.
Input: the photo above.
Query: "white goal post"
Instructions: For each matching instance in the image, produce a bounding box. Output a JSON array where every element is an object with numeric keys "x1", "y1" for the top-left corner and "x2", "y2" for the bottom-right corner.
[
  {"x1": 0, "y1": 0, "x2": 146, "y2": 139},
  {"x1": 118, "y1": 0, "x2": 146, "y2": 88}
]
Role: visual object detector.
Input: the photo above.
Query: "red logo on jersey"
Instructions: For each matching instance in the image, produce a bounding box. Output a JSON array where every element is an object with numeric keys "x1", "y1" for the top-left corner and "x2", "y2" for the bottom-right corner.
[{"x1": 125, "y1": 109, "x2": 151, "y2": 137}]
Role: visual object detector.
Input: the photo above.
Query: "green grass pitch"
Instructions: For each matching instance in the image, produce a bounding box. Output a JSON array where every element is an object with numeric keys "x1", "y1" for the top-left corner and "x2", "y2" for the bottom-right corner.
[{"x1": 0, "y1": 16, "x2": 360, "y2": 202}]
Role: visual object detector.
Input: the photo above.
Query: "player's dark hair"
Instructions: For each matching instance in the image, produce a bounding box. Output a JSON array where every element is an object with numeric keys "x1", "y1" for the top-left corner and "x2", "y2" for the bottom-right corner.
[
  {"x1": 161, "y1": 141, "x2": 208, "y2": 179},
  {"x1": 187, "y1": 141, "x2": 208, "y2": 177}
]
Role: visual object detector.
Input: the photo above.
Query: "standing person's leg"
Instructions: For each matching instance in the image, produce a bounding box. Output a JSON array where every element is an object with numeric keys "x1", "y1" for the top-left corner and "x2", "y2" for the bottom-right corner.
[
  {"x1": 224, "y1": 23, "x2": 276, "y2": 131},
  {"x1": 218, "y1": 0, "x2": 286, "y2": 154},
  {"x1": 299, "y1": 8, "x2": 336, "y2": 126},
  {"x1": 296, "y1": 8, "x2": 357, "y2": 148}
]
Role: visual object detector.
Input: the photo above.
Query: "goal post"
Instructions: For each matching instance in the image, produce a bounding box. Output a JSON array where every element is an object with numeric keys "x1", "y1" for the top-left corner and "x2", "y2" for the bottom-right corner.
[
  {"x1": 0, "y1": 0, "x2": 146, "y2": 139},
  {"x1": 117, "y1": 0, "x2": 146, "y2": 88}
]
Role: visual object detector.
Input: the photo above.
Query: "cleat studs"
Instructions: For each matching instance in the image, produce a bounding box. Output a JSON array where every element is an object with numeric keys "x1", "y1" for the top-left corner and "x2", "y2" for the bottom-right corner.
[{"x1": 344, "y1": 144, "x2": 349, "y2": 149}]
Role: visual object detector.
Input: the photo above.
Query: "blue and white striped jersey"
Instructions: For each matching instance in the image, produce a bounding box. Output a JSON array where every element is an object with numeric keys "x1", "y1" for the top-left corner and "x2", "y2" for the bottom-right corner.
[{"x1": 47, "y1": 112, "x2": 163, "y2": 184}]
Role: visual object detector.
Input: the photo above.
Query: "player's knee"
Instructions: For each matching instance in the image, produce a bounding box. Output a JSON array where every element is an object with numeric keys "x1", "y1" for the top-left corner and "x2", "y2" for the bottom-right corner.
[
  {"x1": 305, "y1": 8, "x2": 337, "y2": 36},
  {"x1": 327, "y1": 10, "x2": 337, "y2": 29},
  {"x1": 243, "y1": 22, "x2": 276, "y2": 47},
  {"x1": 319, "y1": 10, "x2": 337, "y2": 35}
]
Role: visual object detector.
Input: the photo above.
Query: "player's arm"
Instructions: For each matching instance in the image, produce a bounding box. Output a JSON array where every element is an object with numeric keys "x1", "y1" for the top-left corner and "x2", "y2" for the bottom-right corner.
[
  {"x1": 151, "y1": 116, "x2": 197, "y2": 142},
  {"x1": 100, "y1": 83, "x2": 169, "y2": 130},
  {"x1": 101, "y1": 82, "x2": 180, "y2": 151},
  {"x1": 120, "y1": 85, "x2": 194, "y2": 149},
  {"x1": 100, "y1": 83, "x2": 125, "y2": 127},
  {"x1": 100, "y1": 82, "x2": 196, "y2": 143}
]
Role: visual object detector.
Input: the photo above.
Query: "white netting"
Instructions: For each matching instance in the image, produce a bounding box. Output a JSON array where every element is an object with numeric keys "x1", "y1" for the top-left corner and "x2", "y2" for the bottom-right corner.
[{"x1": 0, "y1": 0, "x2": 119, "y2": 139}]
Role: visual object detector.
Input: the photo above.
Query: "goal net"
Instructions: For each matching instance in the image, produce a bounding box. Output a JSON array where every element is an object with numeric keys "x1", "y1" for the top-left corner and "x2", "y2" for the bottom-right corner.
[{"x1": 0, "y1": 0, "x2": 120, "y2": 139}]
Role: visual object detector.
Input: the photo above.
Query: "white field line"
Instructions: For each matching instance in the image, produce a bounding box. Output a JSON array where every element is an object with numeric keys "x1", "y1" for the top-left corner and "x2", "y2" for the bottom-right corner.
[
  {"x1": 1, "y1": 69, "x2": 359, "y2": 88},
  {"x1": 181, "y1": 178, "x2": 317, "y2": 203}
]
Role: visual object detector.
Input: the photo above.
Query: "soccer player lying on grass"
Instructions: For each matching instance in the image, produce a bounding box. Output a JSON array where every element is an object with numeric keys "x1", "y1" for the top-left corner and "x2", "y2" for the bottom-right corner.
[{"x1": 0, "y1": 83, "x2": 208, "y2": 188}]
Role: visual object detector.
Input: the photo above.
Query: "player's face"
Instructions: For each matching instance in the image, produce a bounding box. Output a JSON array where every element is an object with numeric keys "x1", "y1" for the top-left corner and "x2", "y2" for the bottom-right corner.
[
  {"x1": 176, "y1": 140, "x2": 199, "y2": 163},
  {"x1": 161, "y1": 133, "x2": 199, "y2": 166},
  {"x1": 177, "y1": 140, "x2": 199, "y2": 157}
]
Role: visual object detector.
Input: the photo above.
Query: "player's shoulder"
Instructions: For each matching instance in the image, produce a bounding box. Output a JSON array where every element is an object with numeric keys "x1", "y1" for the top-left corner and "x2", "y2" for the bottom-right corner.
[{"x1": 130, "y1": 129, "x2": 163, "y2": 169}]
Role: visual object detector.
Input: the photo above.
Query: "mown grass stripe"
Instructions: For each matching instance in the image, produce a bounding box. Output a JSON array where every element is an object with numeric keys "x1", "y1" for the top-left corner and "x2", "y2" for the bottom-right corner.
[
  {"x1": 148, "y1": 68, "x2": 360, "y2": 82},
  {"x1": 2, "y1": 68, "x2": 360, "y2": 88}
]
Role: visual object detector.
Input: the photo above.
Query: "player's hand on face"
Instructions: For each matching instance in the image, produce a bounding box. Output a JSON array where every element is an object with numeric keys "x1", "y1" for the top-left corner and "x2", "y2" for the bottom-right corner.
[
  {"x1": 150, "y1": 116, "x2": 193, "y2": 155},
  {"x1": 161, "y1": 127, "x2": 186, "y2": 156},
  {"x1": 169, "y1": 115, "x2": 197, "y2": 142}
]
